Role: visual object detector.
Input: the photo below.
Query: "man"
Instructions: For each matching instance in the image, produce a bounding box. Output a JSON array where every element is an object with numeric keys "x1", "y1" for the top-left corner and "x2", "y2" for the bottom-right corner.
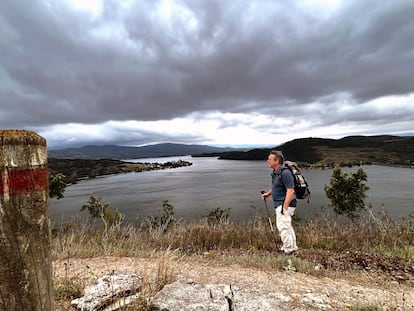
[{"x1": 261, "y1": 150, "x2": 298, "y2": 254}]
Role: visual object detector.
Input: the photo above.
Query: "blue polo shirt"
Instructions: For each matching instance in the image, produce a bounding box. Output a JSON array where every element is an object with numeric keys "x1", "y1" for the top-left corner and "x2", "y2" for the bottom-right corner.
[{"x1": 271, "y1": 164, "x2": 297, "y2": 207}]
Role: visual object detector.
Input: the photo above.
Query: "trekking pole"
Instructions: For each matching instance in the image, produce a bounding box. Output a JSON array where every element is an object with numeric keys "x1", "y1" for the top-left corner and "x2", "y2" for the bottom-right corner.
[
  {"x1": 260, "y1": 191, "x2": 274, "y2": 233},
  {"x1": 260, "y1": 191, "x2": 279, "y2": 249}
]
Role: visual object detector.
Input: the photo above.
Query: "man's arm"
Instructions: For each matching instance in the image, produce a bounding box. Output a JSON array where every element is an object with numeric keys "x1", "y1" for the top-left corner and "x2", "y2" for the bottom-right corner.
[{"x1": 283, "y1": 188, "x2": 295, "y2": 211}]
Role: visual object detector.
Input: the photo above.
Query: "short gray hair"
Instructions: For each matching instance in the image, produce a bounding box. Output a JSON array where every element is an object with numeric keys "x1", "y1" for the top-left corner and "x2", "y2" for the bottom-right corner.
[{"x1": 269, "y1": 150, "x2": 284, "y2": 163}]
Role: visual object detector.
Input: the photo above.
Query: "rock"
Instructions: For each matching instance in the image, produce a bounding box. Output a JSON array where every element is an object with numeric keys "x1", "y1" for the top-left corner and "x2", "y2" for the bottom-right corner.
[
  {"x1": 302, "y1": 292, "x2": 331, "y2": 310},
  {"x1": 150, "y1": 282, "x2": 296, "y2": 311},
  {"x1": 71, "y1": 273, "x2": 142, "y2": 311}
]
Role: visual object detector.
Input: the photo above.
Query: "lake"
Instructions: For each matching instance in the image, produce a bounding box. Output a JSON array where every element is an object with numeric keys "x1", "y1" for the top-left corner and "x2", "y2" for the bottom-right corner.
[{"x1": 50, "y1": 156, "x2": 414, "y2": 223}]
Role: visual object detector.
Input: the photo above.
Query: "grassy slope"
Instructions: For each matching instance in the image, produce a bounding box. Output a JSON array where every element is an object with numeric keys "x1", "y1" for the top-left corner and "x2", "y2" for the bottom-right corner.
[{"x1": 219, "y1": 135, "x2": 414, "y2": 166}]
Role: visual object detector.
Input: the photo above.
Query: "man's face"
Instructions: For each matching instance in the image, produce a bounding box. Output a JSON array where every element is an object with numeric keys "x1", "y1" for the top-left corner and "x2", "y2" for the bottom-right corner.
[{"x1": 267, "y1": 154, "x2": 279, "y2": 169}]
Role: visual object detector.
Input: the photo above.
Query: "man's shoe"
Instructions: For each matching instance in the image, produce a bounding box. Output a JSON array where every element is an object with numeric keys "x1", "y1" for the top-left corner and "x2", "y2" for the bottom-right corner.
[{"x1": 283, "y1": 248, "x2": 298, "y2": 255}]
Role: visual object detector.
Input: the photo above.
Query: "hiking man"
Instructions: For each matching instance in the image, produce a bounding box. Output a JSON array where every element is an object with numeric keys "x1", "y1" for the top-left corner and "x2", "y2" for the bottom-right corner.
[{"x1": 261, "y1": 150, "x2": 298, "y2": 254}]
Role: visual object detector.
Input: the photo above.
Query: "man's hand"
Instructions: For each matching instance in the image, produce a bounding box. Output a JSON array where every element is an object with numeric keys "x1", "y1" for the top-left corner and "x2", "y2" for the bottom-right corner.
[
  {"x1": 260, "y1": 190, "x2": 271, "y2": 200},
  {"x1": 284, "y1": 188, "x2": 295, "y2": 210}
]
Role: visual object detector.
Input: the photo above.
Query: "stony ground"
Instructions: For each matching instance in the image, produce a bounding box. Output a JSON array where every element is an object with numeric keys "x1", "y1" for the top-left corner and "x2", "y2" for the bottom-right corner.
[{"x1": 54, "y1": 250, "x2": 414, "y2": 310}]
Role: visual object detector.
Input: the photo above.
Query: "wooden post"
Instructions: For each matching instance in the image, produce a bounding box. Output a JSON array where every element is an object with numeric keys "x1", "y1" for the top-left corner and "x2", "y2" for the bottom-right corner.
[{"x1": 0, "y1": 130, "x2": 53, "y2": 310}]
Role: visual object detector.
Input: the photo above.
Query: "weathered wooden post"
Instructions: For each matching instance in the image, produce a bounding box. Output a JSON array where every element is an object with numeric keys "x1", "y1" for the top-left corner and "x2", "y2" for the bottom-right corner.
[{"x1": 0, "y1": 130, "x2": 54, "y2": 310}]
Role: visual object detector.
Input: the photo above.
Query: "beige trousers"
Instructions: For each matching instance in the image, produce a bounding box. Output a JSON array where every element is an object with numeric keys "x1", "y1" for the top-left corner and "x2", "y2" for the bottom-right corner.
[{"x1": 275, "y1": 205, "x2": 298, "y2": 253}]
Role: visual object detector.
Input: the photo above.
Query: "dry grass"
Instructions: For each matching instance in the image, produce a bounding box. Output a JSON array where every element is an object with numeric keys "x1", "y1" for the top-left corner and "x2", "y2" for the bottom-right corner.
[
  {"x1": 52, "y1": 209, "x2": 414, "y2": 262},
  {"x1": 54, "y1": 248, "x2": 180, "y2": 310},
  {"x1": 51, "y1": 208, "x2": 414, "y2": 310}
]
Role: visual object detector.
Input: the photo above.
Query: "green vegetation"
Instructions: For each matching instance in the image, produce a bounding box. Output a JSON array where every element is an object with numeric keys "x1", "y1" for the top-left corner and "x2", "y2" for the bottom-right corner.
[
  {"x1": 49, "y1": 145, "x2": 414, "y2": 309},
  {"x1": 52, "y1": 204, "x2": 414, "y2": 310},
  {"x1": 81, "y1": 195, "x2": 123, "y2": 230},
  {"x1": 52, "y1": 168, "x2": 414, "y2": 310},
  {"x1": 142, "y1": 200, "x2": 180, "y2": 233},
  {"x1": 49, "y1": 172, "x2": 67, "y2": 199},
  {"x1": 325, "y1": 166, "x2": 370, "y2": 219},
  {"x1": 203, "y1": 206, "x2": 231, "y2": 225},
  {"x1": 48, "y1": 158, "x2": 192, "y2": 185},
  {"x1": 219, "y1": 135, "x2": 414, "y2": 167},
  {"x1": 52, "y1": 202, "x2": 414, "y2": 262}
]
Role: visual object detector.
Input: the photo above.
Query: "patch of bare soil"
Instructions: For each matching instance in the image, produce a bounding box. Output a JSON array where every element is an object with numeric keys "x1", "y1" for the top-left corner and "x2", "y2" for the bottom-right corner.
[
  {"x1": 54, "y1": 250, "x2": 414, "y2": 310},
  {"x1": 299, "y1": 249, "x2": 414, "y2": 285}
]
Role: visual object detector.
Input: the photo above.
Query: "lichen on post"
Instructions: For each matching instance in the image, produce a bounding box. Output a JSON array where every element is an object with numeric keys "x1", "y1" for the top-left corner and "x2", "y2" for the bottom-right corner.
[{"x1": 0, "y1": 130, "x2": 53, "y2": 311}]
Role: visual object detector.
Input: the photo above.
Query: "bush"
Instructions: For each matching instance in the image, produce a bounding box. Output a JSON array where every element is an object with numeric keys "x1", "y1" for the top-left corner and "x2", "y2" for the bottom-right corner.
[
  {"x1": 142, "y1": 200, "x2": 179, "y2": 233},
  {"x1": 324, "y1": 166, "x2": 369, "y2": 220},
  {"x1": 49, "y1": 173, "x2": 67, "y2": 199},
  {"x1": 80, "y1": 195, "x2": 123, "y2": 229},
  {"x1": 203, "y1": 207, "x2": 231, "y2": 226}
]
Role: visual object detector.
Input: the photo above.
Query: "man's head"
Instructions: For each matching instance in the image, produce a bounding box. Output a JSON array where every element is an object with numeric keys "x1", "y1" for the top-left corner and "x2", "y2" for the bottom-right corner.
[{"x1": 267, "y1": 150, "x2": 284, "y2": 169}]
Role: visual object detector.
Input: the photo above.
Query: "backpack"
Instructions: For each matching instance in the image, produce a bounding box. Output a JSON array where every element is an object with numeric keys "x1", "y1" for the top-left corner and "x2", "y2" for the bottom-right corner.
[{"x1": 280, "y1": 161, "x2": 310, "y2": 202}]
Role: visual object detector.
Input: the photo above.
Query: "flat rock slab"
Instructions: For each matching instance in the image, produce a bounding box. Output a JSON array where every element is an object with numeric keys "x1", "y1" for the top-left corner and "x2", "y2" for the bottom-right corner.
[
  {"x1": 71, "y1": 273, "x2": 142, "y2": 311},
  {"x1": 151, "y1": 282, "x2": 321, "y2": 311}
]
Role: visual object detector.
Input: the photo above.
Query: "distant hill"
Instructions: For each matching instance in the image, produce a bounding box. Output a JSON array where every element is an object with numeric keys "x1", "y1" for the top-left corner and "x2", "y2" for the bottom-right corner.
[
  {"x1": 48, "y1": 143, "x2": 239, "y2": 160},
  {"x1": 219, "y1": 135, "x2": 414, "y2": 167},
  {"x1": 48, "y1": 136, "x2": 414, "y2": 167}
]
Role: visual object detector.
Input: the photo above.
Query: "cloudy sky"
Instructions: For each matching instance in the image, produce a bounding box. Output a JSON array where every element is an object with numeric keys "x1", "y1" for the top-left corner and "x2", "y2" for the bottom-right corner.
[{"x1": 1, "y1": 0, "x2": 413, "y2": 150}]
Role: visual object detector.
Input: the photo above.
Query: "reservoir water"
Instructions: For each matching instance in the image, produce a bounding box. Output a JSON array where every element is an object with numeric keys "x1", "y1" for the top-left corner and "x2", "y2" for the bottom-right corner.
[{"x1": 50, "y1": 156, "x2": 413, "y2": 223}]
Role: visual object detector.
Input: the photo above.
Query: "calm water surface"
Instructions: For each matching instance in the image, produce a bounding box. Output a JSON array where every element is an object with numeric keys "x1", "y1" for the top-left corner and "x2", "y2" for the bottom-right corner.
[{"x1": 50, "y1": 156, "x2": 414, "y2": 223}]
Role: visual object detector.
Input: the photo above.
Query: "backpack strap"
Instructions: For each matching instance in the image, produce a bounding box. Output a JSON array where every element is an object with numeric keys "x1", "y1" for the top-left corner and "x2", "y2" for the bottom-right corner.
[
  {"x1": 278, "y1": 165, "x2": 293, "y2": 187},
  {"x1": 277, "y1": 166, "x2": 294, "y2": 214}
]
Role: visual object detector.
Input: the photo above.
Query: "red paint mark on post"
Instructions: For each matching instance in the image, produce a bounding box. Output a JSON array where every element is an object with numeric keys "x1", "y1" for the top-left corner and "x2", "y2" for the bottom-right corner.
[{"x1": 0, "y1": 167, "x2": 48, "y2": 195}]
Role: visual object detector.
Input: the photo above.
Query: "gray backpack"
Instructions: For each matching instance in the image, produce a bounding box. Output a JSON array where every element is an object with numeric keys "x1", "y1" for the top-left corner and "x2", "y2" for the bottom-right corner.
[{"x1": 280, "y1": 161, "x2": 310, "y2": 202}]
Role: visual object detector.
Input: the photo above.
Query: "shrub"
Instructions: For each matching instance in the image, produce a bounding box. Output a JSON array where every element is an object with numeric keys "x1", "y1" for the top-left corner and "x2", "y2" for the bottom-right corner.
[
  {"x1": 142, "y1": 200, "x2": 179, "y2": 233},
  {"x1": 203, "y1": 207, "x2": 231, "y2": 226},
  {"x1": 80, "y1": 195, "x2": 123, "y2": 229},
  {"x1": 324, "y1": 166, "x2": 369, "y2": 220}
]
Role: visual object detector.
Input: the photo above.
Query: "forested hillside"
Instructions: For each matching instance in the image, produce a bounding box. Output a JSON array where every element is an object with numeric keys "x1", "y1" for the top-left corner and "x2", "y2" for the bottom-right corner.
[
  {"x1": 48, "y1": 136, "x2": 414, "y2": 182},
  {"x1": 218, "y1": 135, "x2": 414, "y2": 167}
]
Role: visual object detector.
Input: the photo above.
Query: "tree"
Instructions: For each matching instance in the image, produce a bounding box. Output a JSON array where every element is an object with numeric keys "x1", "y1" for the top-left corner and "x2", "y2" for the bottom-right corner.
[
  {"x1": 49, "y1": 173, "x2": 67, "y2": 199},
  {"x1": 143, "y1": 200, "x2": 179, "y2": 232},
  {"x1": 81, "y1": 195, "x2": 109, "y2": 218},
  {"x1": 324, "y1": 166, "x2": 370, "y2": 220},
  {"x1": 81, "y1": 195, "x2": 123, "y2": 229}
]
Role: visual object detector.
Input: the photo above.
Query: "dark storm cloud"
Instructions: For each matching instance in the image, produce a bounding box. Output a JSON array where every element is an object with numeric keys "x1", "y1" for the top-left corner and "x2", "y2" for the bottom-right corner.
[{"x1": 0, "y1": 0, "x2": 413, "y2": 140}]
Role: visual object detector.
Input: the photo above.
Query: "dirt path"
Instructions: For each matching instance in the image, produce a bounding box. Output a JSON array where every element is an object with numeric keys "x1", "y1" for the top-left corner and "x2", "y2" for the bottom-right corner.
[{"x1": 54, "y1": 255, "x2": 414, "y2": 310}]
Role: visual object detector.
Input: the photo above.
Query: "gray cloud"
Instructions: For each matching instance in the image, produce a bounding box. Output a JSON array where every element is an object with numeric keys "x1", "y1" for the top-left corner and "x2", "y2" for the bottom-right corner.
[{"x1": 1, "y1": 0, "x2": 413, "y2": 148}]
